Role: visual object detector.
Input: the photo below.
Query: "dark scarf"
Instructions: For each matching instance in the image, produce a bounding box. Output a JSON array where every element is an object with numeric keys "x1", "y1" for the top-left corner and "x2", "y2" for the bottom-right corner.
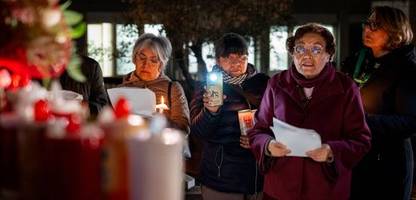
[{"x1": 289, "y1": 63, "x2": 334, "y2": 88}]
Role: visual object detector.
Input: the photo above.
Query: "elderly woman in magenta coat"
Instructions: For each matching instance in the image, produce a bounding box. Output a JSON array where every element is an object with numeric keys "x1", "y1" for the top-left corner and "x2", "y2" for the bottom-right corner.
[{"x1": 248, "y1": 23, "x2": 371, "y2": 200}]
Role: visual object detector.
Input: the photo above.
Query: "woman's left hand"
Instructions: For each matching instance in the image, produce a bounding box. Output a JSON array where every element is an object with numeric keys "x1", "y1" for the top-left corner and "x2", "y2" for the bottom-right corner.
[
  {"x1": 240, "y1": 135, "x2": 250, "y2": 149},
  {"x1": 306, "y1": 144, "x2": 333, "y2": 162}
]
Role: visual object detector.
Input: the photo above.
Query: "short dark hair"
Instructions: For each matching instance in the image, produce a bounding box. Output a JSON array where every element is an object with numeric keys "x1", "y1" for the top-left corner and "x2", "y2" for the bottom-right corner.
[
  {"x1": 286, "y1": 23, "x2": 336, "y2": 59},
  {"x1": 215, "y1": 33, "x2": 248, "y2": 60},
  {"x1": 370, "y1": 6, "x2": 413, "y2": 50}
]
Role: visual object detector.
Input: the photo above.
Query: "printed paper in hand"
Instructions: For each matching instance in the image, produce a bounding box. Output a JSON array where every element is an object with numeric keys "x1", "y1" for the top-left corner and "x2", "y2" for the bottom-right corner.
[
  {"x1": 107, "y1": 87, "x2": 156, "y2": 117},
  {"x1": 271, "y1": 118, "x2": 321, "y2": 157}
]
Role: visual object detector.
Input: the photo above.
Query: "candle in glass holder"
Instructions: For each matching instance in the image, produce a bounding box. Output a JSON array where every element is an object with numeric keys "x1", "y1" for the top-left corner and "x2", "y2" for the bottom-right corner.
[
  {"x1": 206, "y1": 72, "x2": 223, "y2": 106},
  {"x1": 238, "y1": 109, "x2": 256, "y2": 135},
  {"x1": 100, "y1": 113, "x2": 147, "y2": 200},
  {"x1": 127, "y1": 128, "x2": 184, "y2": 200}
]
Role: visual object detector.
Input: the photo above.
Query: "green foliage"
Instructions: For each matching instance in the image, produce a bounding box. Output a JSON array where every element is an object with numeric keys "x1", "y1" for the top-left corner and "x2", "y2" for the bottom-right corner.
[
  {"x1": 64, "y1": 10, "x2": 83, "y2": 26},
  {"x1": 61, "y1": 1, "x2": 86, "y2": 82},
  {"x1": 66, "y1": 53, "x2": 86, "y2": 82},
  {"x1": 60, "y1": 0, "x2": 72, "y2": 11},
  {"x1": 42, "y1": 78, "x2": 51, "y2": 89},
  {"x1": 70, "y1": 22, "x2": 86, "y2": 39}
]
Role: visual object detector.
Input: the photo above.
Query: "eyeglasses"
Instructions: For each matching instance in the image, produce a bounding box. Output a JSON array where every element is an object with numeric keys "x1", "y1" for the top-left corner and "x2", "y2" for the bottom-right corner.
[
  {"x1": 136, "y1": 54, "x2": 160, "y2": 66},
  {"x1": 222, "y1": 55, "x2": 248, "y2": 65},
  {"x1": 362, "y1": 20, "x2": 381, "y2": 31},
  {"x1": 293, "y1": 45, "x2": 325, "y2": 56}
]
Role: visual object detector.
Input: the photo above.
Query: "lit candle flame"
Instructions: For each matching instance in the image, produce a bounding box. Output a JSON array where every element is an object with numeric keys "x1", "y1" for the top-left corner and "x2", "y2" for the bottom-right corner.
[{"x1": 156, "y1": 96, "x2": 169, "y2": 114}]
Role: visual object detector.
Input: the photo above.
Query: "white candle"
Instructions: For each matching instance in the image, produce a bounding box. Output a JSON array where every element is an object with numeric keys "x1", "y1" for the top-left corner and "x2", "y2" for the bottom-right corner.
[
  {"x1": 155, "y1": 96, "x2": 169, "y2": 114},
  {"x1": 127, "y1": 128, "x2": 183, "y2": 200},
  {"x1": 100, "y1": 114, "x2": 147, "y2": 199}
]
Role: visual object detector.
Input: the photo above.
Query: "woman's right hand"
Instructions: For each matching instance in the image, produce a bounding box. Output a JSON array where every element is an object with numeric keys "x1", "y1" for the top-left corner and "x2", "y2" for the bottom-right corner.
[
  {"x1": 267, "y1": 139, "x2": 291, "y2": 157},
  {"x1": 202, "y1": 90, "x2": 225, "y2": 113}
]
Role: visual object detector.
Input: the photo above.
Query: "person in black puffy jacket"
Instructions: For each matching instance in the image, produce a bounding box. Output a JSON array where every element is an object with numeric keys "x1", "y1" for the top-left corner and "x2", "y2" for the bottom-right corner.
[{"x1": 190, "y1": 33, "x2": 269, "y2": 200}]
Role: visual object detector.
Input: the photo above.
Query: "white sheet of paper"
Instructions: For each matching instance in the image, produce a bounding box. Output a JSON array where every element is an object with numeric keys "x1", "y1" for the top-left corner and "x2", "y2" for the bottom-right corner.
[
  {"x1": 271, "y1": 118, "x2": 322, "y2": 157},
  {"x1": 107, "y1": 87, "x2": 156, "y2": 117}
]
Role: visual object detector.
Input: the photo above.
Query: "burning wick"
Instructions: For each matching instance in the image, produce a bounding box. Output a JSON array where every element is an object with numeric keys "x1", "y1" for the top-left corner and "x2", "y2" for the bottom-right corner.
[{"x1": 156, "y1": 96, "x2": 169, "y2": 114}]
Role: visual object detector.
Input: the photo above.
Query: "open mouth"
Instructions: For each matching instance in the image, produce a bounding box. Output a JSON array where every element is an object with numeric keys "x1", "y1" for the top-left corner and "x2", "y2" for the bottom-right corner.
[{"x1": 301, "y1": 62, "x2": 314, "y2": 68}]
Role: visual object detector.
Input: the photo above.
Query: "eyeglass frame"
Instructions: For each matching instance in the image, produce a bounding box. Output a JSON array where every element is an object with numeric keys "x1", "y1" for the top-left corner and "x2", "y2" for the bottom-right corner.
[{"x1": 293, "y1": 44, "x2": 326, "y2": 57}]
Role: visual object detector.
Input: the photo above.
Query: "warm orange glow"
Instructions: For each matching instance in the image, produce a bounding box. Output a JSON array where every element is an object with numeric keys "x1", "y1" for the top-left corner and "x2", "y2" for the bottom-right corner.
[{"x1": 156, "y1": 96, "x2": 168, "y2": 114}]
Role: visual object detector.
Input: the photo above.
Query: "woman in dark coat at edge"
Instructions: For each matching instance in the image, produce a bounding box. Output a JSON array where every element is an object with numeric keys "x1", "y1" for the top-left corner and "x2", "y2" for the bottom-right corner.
[
  {"x1": 342, "y1": 6, "x2": 416, "y2": 200},
  {"x1": 190, "y1": 33, "x2": 268, "y2": 200}
]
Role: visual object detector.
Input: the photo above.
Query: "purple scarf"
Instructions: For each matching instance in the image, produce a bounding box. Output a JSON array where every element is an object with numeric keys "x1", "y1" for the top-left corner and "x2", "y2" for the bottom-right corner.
[{"x1": 289, "y1": 63, "x2": 335, "y2": 88}]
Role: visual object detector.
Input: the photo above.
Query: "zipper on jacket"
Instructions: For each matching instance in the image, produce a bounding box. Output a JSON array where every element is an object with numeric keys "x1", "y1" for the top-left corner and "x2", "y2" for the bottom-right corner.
[{"x1": 215, "y1": 145, "x2": 224, "y2": 177}]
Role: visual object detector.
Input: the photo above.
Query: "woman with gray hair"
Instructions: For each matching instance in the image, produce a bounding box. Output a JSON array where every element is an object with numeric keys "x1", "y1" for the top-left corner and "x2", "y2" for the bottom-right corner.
[{"x1": 120, "y1": 33, "x2": 190, "y2": 134}]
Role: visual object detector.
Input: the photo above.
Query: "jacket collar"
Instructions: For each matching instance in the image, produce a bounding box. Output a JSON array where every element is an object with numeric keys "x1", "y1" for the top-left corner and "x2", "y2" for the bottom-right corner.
[
  {"x1": 375, "y1": 44, "x2": 416, "y2": 67},
  {"x1": 277, "y1": 65, "x2": 345, "y2": 108}
]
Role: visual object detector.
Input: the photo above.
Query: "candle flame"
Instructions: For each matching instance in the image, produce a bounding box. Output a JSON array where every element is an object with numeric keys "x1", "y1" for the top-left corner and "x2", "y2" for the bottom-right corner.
[{"x1": 155, "y1": 96, "x2": 169, "y2": 114}]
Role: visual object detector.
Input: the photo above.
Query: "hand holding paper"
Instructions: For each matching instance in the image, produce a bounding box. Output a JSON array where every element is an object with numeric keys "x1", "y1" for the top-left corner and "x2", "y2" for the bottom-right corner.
[
  {"x1": 267, "y1": 140, "x2": 291, "y2": 157},
  {"x1": 271, "y1": 118, "x2": 321, "y2": 157},
  {"x1": 306, "y1": 144, "x2": 333, "y2": 162}
]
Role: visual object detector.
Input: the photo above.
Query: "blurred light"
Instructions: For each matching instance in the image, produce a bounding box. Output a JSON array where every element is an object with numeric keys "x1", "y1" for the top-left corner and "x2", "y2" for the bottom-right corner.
[
  {"x1": 128, "y1": 115, "x2": 144, "y2": 126},
  {"x1": 161, "y1": 129, "x2": 181, "y2": 145},
  {"x1": 209, "y1": 73, "x2": 218, "y2": 82}
]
